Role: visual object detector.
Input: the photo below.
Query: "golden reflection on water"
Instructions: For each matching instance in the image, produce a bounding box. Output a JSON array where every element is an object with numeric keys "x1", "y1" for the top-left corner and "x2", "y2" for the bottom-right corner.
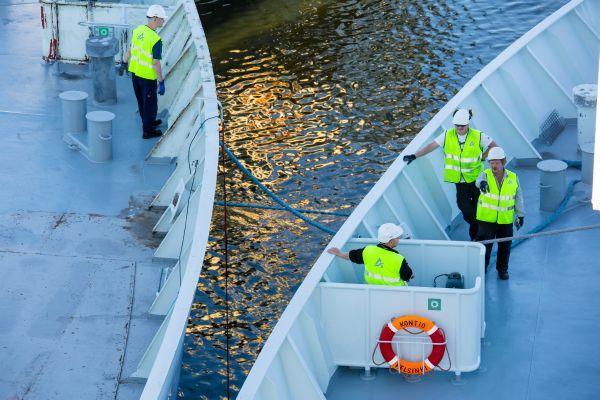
[{"x1": 181, "y1": 0, "x2": 568, "y2": 398}]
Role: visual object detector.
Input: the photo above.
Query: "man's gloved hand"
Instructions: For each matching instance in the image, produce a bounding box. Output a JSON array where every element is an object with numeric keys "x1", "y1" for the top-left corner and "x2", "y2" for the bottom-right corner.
[
  {"x1": 403, "y1": 154, "x2": 416, "y2": 165},
  {"x1": 118, "y1": 62, "x2": 128, "y2": 76},
  {"x1": 479, "y1": 181, "x2": 489, "y2": 194},
  {"x1": 515, "y1": 216, "x2": 524, "y2": 230},
  {"x1": 158, "y1": 80, "x2": 165, "y2": 96}
]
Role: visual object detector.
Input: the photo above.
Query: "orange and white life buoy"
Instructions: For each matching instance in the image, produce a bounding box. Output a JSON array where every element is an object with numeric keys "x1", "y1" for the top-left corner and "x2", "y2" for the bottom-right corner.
[{"x1": 378, "y1": 314, "x2": 446, "y2": 375}]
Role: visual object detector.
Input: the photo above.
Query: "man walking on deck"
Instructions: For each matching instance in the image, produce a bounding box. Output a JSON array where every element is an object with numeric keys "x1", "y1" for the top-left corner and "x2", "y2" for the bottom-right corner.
[
  {"x1": 327, "y1": 223, "x2": 413, "y2": 286},
  {"x1": 121, "y1": 5, "x2": 167, "y2": 139},
  {"x1": 403, "y1": 108, "x2": 497, "y2": 240},
  {"x1": 475, "y1": 147, "x2": 524, "y2": 280}
]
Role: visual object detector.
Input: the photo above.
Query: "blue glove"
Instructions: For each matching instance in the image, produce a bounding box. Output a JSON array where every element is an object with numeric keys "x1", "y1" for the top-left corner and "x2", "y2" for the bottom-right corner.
[
  {"x1": 158, "y1": 80, "x2": 165, "y2": 96},
  {"x1": 479, "y1": 181, "x2": 489, "y2": 194},
  {"x1": 403, "y1": 154, "x2": 416, "y2": 165},
  {"x1": 515, "y1": 216, "x2": 524, "y2": 230},
  {"x1": 117, "y1": 62, "x2": 127, "y2": 76}
]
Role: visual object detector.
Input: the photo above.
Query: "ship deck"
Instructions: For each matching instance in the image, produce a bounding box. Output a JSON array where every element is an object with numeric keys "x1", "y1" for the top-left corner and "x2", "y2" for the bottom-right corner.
[
  {"x1": 326, "y1": 123, "x2": 600, "y2": 399},
  {"x1": 0, "y1": 2, "x2": 172, "y2": 399}
]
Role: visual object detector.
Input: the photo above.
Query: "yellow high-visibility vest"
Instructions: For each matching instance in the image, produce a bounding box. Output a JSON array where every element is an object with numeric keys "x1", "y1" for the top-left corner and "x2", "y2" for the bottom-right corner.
[
  {"x1": 362, "y1": 245, "x2": 407, "y2": 286},
  {"x1": 443, "y1": 127, "x2": 484, "y2": 183},
  {"x1": 128, "y1": 25, "x2": 161, "y2": 80},
  {"x1": 476, "y1": 168, "x2": 519, "y2": 224}
]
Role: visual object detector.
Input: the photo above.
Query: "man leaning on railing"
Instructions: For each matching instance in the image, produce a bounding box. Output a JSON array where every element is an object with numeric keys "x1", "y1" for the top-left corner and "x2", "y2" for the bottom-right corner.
[{"x1": 327, "y1": 223, "x2": 413, "y2": 286}]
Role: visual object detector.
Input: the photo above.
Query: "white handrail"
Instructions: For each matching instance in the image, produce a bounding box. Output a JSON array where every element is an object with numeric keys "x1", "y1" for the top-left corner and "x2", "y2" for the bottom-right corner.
[{"x1": 138, "y1": 0, "x2": 219, "y2": 398}]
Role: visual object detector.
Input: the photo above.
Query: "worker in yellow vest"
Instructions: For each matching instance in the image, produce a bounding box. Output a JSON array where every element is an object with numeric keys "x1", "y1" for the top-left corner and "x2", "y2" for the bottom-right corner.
[
  {"x1": 327, "y1": 223, "x2": 413, "y2": 286},
  {"x1": 121, "y1": 5, "x2": 167, "y2": 139},
  {"x1": 475, "y1": 147, "x2": 524, "y2": 280},
  {"x1": 403, "y1": 108, "x2": 497, "y2": 240}
]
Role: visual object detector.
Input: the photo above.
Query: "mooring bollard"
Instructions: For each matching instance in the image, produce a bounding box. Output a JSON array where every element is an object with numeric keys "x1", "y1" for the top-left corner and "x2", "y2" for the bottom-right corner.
[
  {"x1": 537, "y1": 159, "x2": 568, "y2": 212},
  {"x1": 59, "y1": 91, "x2": 88, "y2": 136},
  {"x1": 86, "y1": 110, "x2": 115, "y2": 162},
  {"x1": 86, "y1": 36, "x2": 119, "y2": 105}
]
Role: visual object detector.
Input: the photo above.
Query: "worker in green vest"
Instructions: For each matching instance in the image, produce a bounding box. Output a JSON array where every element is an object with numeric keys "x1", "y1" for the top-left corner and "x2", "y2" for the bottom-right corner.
[
  {"x1": 402, "y1": 108, "x2": 497, "y2": 240},
  {"x1": 327, "y1": 223, "x2": 413, "y2": 286},
  {"x1": 120, "y1": 5, "x2": 167, "y2": 139},
  {"x1": 475, "y1": 147, "x2": 524, "y2": 280}
]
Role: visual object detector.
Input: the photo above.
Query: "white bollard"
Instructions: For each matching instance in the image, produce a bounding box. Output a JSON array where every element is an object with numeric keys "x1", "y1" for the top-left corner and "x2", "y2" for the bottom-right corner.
[
  {"x1": 537, "y1": 159, "x2": 568, "y2": 212},
  {"x1": 86, "y1": 111, "x2": 115, "y2": 162},
  {"x1": 581, "y1": 142, "x2": 594, "y2": 185},
  {"x1": 59, "y1": 91, "x2": 88, "y2": 136},
  {"x1": 572, "y1": 84, "x2": 597, "y2": 148}
]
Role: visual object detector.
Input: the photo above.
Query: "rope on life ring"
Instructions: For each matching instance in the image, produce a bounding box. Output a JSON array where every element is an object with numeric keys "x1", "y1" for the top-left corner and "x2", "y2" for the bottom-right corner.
[{"x1": 378, "y1": 314, "x2": 446, "y2": 375}]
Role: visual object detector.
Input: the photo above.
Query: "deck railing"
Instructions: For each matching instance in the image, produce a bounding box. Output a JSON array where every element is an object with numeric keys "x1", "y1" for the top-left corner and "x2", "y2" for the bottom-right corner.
[{"x1": 126, "y1": 1, "x2": 220, "y2": 399}]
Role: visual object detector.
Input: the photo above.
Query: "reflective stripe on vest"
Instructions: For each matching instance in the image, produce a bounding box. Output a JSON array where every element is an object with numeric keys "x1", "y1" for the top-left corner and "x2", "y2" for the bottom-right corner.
[
  {"x1": 443, "y1": 128, "x2": 483, "y2": 183},
  {"x1": 128, "y1": 25, "x2": 161, "y2": 80},
  {"x1": 362, "y1": 245, "x2": 407, "y2": 286},
  {"x1": 476, "y1": 168, "x2": 518, "y2": 224}
]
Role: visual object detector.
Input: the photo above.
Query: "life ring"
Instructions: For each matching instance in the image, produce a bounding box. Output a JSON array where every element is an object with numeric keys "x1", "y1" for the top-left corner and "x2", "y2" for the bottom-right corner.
[{"x1": 378, "y1": 314, "x2": 446, "y2": 375}]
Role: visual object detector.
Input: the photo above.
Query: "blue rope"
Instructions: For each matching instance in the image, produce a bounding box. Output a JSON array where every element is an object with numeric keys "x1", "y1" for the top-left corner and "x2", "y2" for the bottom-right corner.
[
  {"x1": 214, "y1": 200, "x2": 350, "y2": 217},
  {"x1": 221, "y1": 143, "x2": 337, "y2": 235},
  {"x1": 487, "y1": 178, "x2": 580, "y2": 270},
  {"x1": 510, "y1": 157, "x2": 582, "y2": 246},
  {"x1": 563, "y1": 159, "x2": 582, "y2": 169},
  {"x1": 511, "y1": 179, "x2": 580, "y2": 250},
  {"x1": 510, "y1": 158, "x2": 581, "y2": 247}
]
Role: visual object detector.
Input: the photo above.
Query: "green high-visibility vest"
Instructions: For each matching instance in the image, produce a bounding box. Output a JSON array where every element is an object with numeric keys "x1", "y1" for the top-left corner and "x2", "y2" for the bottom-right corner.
[
  {"x1": 443, "y1": 128, "x2": 484, "y2": 183},
  {"x1": 128, "y1": 25, "x2": 161, "y2": 80},
  {"x1": 476, "y1": 168, "x2": 519, "y2": 224},
  {"x1": 362, "y1": 245, "x2": 407, "y2": 286}
]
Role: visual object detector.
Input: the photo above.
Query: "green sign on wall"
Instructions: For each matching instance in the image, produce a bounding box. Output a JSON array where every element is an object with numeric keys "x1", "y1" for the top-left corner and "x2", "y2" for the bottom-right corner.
[
  {"x1": 97, "y1": 26, "x2": 110, "y2": 37},
  {"x1": 428, "y1": 298, "x2": 442, "y2": 311}
]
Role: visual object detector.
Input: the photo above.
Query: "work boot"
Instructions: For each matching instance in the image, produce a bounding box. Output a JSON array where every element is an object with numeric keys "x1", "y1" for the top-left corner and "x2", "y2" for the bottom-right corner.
[
  {"x1": 143, "y1": 129, "x2": 162, "y2": 139},
  {"x1": 498, "y1": 272, "x2": 509, "y2": 280},
  {"x1": 152, "y1": 119, "x2": 162, "y2": 127}
]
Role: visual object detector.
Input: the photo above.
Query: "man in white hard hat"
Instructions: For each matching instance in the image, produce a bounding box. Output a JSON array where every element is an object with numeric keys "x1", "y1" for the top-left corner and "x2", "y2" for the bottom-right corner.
[
  {"x1": 121, "y1": 5, "x2": 167, "y2": 139},
  {"x1": 327, "y1": 223, "x2": 413, "y2": 286},
  {"x1": 403, "y1": 108, "x2": 497, "y2": 241},
  {"x1": 475, "y1": 146, "x2": 524, "y2": 280}
]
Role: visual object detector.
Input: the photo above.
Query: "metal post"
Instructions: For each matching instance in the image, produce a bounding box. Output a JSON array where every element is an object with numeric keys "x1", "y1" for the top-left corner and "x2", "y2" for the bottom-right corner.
[
  {"x1": 360, "y1": 366, "x2": 375, "y2": 381},
  {"x1": 451, "y1": 371, "x2": 466, "y2": 385},
  {"x1": 572, "y1": 84, "x2": 597, "y2": 149},
  {"x1": 86, "y1": 111, "x2": 115, "y2": 162},
  {"x1": 537, "y1": 160, "x2": 568, "y2": 212},
  {"x1": 581, "y1": 142, "x2": 594, "y2": 185},
  {"x1": 86, "y1": 36, "x2": 119, "y2": 105},
  {"x1": 59, "y1": 91, "x2": 88, "y2": 136}
]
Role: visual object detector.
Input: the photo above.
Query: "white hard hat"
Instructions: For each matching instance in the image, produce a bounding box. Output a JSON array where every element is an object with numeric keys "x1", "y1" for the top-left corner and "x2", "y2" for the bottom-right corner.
[
  {"x1": 452, "y1": 108, "x2": 470, "y2": 125},
  {"x1": 487, "y1": 146, "x2": 506, "y2": 160},
  {"x1": 147, "y1": 4, "x2": 167, "y2": 19},
  {"x1": 377, "y1": 223, "x2": 404, "y2": 243}
]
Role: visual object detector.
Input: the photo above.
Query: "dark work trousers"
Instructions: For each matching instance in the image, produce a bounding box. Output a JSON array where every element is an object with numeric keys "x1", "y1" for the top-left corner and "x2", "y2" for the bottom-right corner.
[
  {"x1": 477, "y1": 221, "x2": 513, "y2": 273},
  {"x1": 132, "y1": 74, "x2": 158, "y2": 134},
  {"x1": 455, "y1": 182, "x2": 481, "y2": 240}
]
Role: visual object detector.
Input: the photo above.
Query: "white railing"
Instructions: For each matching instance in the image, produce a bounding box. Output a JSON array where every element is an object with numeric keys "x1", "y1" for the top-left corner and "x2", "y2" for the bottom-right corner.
[
  {"x1": 593, "y1": 59, "x2": 600, "y2": 211},
  {"x1": 122, "y1": 1, "x2": 219, "y2": 399},
  {"x1": 320, "y1": 239, "x2": 484, "y2": 375},
  {"x1": 39, "y1": 0, "x2": 169, "y2": 63},
  {"x1": 237, "y1": 0, "x2": 600, "y2": 398}
]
